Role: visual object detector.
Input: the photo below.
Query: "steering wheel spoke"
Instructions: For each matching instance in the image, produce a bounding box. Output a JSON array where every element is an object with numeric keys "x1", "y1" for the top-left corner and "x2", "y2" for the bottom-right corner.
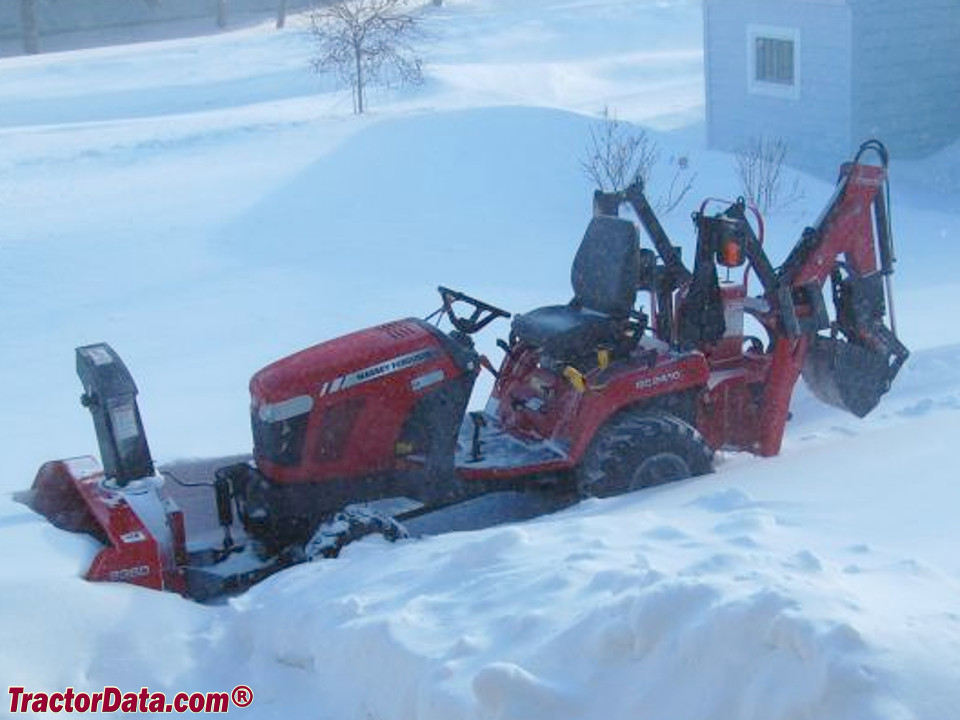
[{"x1": 436, "y1": 286, "x2": 511, "y2": 335}]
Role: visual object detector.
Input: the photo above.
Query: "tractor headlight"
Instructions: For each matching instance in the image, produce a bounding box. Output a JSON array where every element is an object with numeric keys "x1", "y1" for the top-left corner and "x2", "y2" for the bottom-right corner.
[
  {"x1": 256, "y1": 395, "x2": 314, "y2": 423},
  {"x1": 252, "y1": 395, "x2": 314, "y2": 467}
]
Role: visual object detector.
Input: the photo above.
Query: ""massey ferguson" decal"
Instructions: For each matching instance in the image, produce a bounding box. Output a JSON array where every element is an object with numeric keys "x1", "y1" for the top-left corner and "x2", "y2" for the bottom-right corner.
[
  {"x1": 320, "y1": 349, "x2": 437, "y2": 396},
  {"x1": 636, "y1": 369, "x2": 683, "y2": 391}
]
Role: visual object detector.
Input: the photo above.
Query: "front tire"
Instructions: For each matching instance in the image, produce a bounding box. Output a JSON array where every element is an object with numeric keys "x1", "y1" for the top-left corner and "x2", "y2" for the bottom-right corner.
[{"x1": 575, "y1": 411, "x2": 713, "y2": 498}]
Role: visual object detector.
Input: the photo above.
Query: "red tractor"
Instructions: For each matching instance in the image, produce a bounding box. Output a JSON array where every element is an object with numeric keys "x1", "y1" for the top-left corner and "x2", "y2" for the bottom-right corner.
[{"x1": 25, "y1": 141, "x2": 908, "y2": 600}]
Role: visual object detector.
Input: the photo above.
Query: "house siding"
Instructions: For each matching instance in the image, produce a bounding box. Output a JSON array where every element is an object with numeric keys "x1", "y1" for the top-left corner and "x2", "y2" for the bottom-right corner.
[
  {"x1": 704, "y1": 0, "x2": 853, "y2": 172},
  {"x1": 850, "y1": 0, "x2": 960, "y2": 157}
]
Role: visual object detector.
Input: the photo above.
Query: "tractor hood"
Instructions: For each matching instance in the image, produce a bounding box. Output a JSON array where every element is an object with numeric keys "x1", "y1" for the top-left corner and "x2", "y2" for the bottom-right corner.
[
  {"x1": 249, "y1": 317, "x2": 479, "y2": 486},
  {"x1": 250, "y1": 318, "x2": 457, "y2": 406}
]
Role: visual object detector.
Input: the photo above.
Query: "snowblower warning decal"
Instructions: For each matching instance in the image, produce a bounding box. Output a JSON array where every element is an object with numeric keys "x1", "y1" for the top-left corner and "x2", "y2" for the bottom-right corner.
[
  {"x1": 321, "y1": 349, "x2": 437, "y2": 395},
  {"x1": 8, "y1": 685, "x2": 253, "y2": 714}
]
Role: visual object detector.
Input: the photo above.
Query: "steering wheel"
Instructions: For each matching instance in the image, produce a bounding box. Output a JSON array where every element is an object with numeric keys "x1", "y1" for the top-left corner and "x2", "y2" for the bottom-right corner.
[{"x1": 437, "y1": 286, "x2": 511, "y2": 335}]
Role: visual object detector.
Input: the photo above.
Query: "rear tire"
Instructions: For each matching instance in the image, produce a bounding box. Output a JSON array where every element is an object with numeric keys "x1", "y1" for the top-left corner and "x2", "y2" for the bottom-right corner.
[{"x1": 575, "y1": 411, "x2": 713, "y2": 498}]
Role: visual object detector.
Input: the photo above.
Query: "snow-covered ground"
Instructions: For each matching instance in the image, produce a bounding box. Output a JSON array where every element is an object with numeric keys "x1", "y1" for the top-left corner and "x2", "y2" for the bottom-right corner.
[{"x1": 1, "y1": 1, "x2": 959, "y2": 717}]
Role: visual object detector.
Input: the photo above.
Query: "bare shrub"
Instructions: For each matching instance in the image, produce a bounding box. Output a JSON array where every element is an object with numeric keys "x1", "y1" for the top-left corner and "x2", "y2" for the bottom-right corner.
[
  {"x1": 734, "y1": 136, "x2": 804, "y2": 214},
  {"x1": 657, "y1": 153, "x2": 696, "y2": 214},
  {"x1": 581, "y1": 108, "x2": 695, "y2": 214}
]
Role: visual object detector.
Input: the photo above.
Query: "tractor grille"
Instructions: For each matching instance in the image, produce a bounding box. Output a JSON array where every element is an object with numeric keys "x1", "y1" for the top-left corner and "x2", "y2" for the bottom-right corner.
[
  {"x1": 378, "y1": 320, "x2": 420, "y2": 340},
  {"x1": 314, "y1": 398, "x2": 365, "y2": 463},
  {"x1": 251, "y1": 411, "x2": 309, "y2": 467}
]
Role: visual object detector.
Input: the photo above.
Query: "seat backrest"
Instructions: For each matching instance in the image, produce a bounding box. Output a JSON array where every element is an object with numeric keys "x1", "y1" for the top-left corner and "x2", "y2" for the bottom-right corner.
[{"x1": 571, "y1": 216, "x2": 640, "y2": 318}]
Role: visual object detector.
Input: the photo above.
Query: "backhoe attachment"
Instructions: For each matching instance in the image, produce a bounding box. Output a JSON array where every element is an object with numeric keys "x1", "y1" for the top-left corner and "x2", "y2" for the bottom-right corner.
[{"x1": 786, "y1": 141, "x2": 908, "y2": 417}]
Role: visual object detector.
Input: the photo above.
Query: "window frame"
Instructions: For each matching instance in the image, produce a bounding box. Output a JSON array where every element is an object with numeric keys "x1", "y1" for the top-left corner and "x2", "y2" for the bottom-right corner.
[{"x1": 747, "y1": 24, "x2": 801, "y2": 100}]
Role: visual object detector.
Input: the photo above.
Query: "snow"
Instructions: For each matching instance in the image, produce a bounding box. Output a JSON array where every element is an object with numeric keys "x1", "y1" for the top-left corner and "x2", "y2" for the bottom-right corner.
[{"x1": 1, "y1": 1, "x2": 959, "y2": 718}]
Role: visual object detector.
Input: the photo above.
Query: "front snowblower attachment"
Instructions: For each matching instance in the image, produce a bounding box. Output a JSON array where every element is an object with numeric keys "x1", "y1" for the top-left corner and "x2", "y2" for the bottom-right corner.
[
  {"x1": 23, "y1": 344, "x2": 187, "y2": 593},
  {"x1": 779, "y1": 140, "x2": 909, "y2": 417}
]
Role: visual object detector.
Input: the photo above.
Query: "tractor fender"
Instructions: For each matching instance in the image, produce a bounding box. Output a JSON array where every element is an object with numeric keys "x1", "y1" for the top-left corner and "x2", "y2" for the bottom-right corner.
[{"x1": 561, "y1": 352, "x2": 710, "y2": 464}]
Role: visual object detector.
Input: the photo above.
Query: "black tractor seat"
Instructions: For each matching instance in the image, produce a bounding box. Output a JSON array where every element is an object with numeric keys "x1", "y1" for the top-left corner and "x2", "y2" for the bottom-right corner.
[
  {"x1": 511, "y1": 215, "x2": 641, "y2": 361},
  {"x1": 512, "y1": 305, "x2": 629, "y2": 360}
]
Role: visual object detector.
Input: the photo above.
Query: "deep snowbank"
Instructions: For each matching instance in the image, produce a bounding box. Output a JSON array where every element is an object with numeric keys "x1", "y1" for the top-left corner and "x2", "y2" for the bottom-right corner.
[{"x1": 5, "y1": 345, "x2": 959, "y2": 719}]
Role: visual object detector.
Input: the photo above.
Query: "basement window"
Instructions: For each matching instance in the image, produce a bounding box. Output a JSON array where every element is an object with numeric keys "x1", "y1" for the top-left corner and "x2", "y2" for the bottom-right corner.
[{"x1": 747, "y1": 25, "x2": 800, "y2": 99}]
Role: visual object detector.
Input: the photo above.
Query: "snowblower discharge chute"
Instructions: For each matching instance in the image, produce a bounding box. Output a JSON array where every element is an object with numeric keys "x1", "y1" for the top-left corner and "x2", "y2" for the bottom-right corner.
[{"x1": 23, "y1": 141, "x2": 908, "y2": 600}]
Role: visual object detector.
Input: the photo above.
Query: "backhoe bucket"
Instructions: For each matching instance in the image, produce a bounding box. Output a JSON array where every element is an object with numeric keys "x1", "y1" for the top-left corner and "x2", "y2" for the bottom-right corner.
[{"x1": 802, "y1": 335, "x2": 896, "y2": 418}]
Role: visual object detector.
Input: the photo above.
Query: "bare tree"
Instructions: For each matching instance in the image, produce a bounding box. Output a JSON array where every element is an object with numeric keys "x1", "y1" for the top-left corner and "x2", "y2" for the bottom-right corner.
[
  {"x1": 582, "y1": 108, "x2": 659, "y2": 192},
  {"x1": 277, "y1": 0, "x2": 290, "y2": 29},
  {"x1": 217, "y1": 0, "x2": 229, "y2": 29},
  {"x1": 581, "y1": 108, "x2": 695, "y2": 214},
  {"x1": 309, "y1": 0, "x2": 424, "y2": 115},
  {"x1": 734, "y1": 135, "x2": 803, "y2": 214},
  {"x1": 20, "y1": 0, "x2": 39, "y2": 55}
]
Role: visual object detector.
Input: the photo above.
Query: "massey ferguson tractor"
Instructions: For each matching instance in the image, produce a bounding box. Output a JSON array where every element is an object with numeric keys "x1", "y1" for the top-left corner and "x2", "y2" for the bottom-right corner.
[{"x1": 23, "y1": 141, "x2": 908, "y2": 600}]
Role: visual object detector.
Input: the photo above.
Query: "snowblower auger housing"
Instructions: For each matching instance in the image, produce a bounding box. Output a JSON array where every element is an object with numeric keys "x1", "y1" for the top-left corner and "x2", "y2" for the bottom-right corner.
[{"x1": 25, "y1": 141, "x2": 908, "y2": 600}]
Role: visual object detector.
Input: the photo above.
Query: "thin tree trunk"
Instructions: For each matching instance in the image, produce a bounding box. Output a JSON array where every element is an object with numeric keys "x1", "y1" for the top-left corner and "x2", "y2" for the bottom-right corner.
[
  {"x1": 217, "y1": 0, "x2": 228, "y2": 29},
  {"x1": 21, "y1": 0, "x2": 39, "y2": 55},
  {"x1": 276, "y1": 0, "x2": 289, "y2": 29},
  {"x1": 355, "y1": 46, "x2": 364, "y2": 114}
]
